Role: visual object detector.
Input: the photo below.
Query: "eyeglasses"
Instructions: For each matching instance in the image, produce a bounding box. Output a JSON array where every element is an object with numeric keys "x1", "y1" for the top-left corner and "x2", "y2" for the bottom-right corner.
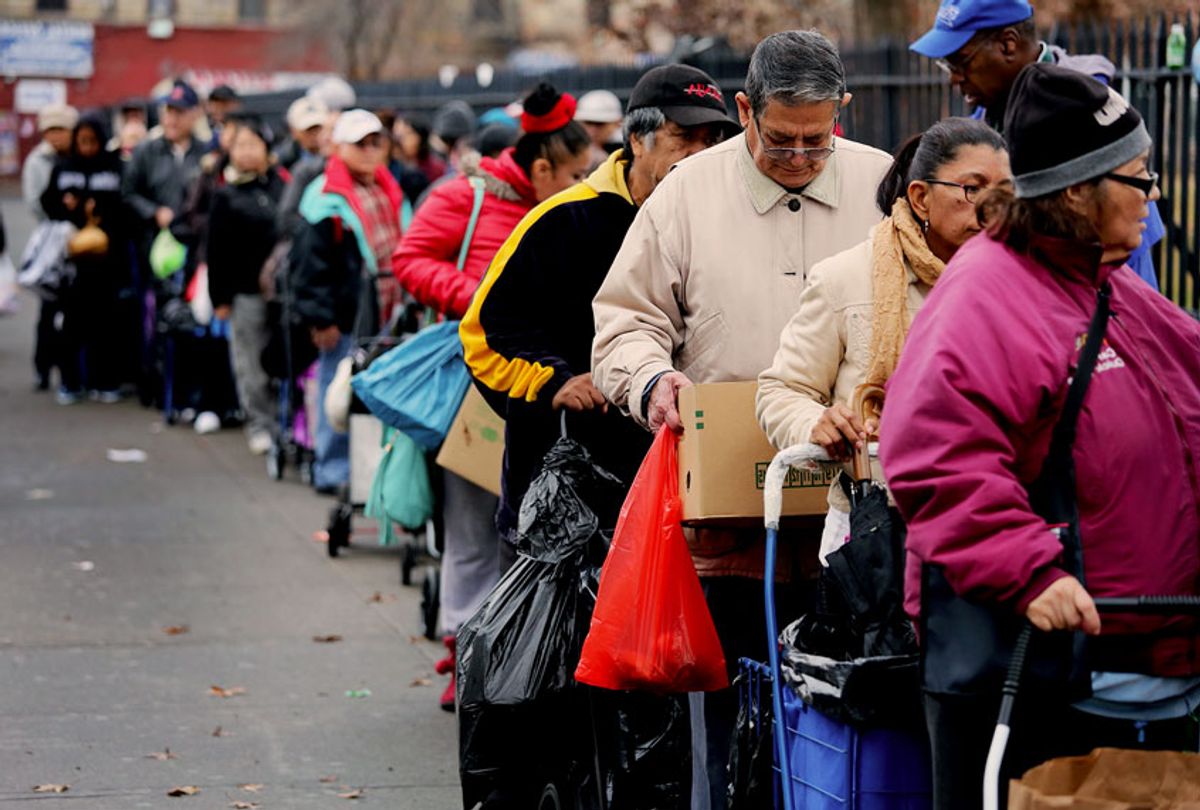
[
  {"x1": 753, "y1": 116, "x2": 837, "y2": 163},
  {"x1": 923, "y1": 178, "x2": 995, "y2": 203},
  {"x1": 1104, "y1": 170, "x2": 1159, "y2": 196},
  {"x1": 934, "y1": 34, "x2": 994, "y2": 75}
]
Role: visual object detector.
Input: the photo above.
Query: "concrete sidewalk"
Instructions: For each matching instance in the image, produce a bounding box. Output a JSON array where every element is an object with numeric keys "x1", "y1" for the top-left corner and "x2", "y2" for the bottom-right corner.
[{"x1": 0, "y1": 200, "x2": 459, "y2": 808}]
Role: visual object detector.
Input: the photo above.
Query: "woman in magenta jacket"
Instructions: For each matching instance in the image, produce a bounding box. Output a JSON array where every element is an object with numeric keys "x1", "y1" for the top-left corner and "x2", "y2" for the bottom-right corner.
[
  {"x1": 392, "y1": 83, "x2": 591, "y2": 712},
  {"x1": 880, "y1": 65, "x2": 1200, "y2": 809}
]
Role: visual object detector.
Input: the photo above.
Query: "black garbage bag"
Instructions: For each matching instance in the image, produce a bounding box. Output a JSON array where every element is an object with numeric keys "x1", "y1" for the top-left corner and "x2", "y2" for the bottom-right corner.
[
  {"x1": 457, "y1": 437, "x2": 621, "y2": 809},
  {"x1": 593, "y1": 691, "x2": 691, "y2": 810},
  {"x1": 727, "y1": 666, "x2": 774, "y2": 810},
  {"x1": 779, "y1": 620, "x2": 921, "y2": 729},
  {"x1": 826, "y1": 482, "x2": 916, "y2": 658}
]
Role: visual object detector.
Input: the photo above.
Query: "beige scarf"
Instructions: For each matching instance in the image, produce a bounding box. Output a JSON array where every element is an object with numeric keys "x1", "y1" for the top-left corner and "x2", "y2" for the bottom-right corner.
[{"x1": 866, "y1": 198, "x2": 945, "y2": 388}]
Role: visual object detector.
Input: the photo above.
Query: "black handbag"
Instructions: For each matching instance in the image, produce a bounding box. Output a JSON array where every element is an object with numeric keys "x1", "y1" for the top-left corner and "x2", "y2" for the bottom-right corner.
[{"x1": 920, "y1": 283, "x2": 1112, "y2": 698}]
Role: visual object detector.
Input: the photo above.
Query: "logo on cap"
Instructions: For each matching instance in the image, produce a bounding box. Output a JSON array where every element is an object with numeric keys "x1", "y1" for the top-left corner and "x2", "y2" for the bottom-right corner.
[
  {"x1": 1094, "y1": 86, "x2": 1129, "y2": 126},
  {"x1": 684, "y1": 83, "x2": 724, "y2": 104},
  {"x1": 937, "y1": 4, "x2": 962, "y2": 27}
]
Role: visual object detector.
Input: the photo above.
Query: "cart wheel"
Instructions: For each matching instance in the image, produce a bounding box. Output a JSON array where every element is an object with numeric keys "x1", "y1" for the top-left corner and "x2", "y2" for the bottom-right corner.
[
  {"x1": 401, "y1": 543, "x2": 417, "y2": 586},
  {"x1": 327, "y1": 503, "x2": 352, "y2": 558},
  {"x1": 266, "y1": 444, "x2": 283, "y2": 481},
  {"x1": 165, "y1": 409, "x2": 177, "y2": 426},
  {"x1": 421, "y1": 566, "x2": 440, "y2": 641},
  {"x1": 538, "y1": 783, "x2": 564, "y2": 810}
]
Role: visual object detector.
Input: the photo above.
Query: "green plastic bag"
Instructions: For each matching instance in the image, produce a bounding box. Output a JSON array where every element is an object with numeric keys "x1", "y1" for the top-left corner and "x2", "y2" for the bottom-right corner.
[
  {"x1": 149, "y1": 228, "x2": 187, "y2": 279},
  {"x1": 365, "y1": 427, "x2": 434, "y2": 545}
]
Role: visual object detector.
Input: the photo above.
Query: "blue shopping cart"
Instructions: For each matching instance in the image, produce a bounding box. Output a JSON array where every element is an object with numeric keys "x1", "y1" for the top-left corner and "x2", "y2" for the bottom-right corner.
[{"x1": 748, "y1": 445, "x2": 931, "y2": 810}]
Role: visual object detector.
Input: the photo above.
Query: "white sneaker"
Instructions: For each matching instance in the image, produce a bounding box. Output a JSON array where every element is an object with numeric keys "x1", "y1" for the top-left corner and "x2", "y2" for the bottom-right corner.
[
  {"x1": 247, "y1": 432, "x2": 273, "y2": 455},
  {"x1": 194, "y1": 411, "x2": 221, "y2": 435}
]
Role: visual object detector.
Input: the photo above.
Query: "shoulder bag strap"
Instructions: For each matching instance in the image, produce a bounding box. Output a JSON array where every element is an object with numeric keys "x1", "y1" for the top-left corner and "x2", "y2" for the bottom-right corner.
[
  {"x1": 1049, "y1": 282, "x2": 1112, "y2": 457},
  {"x1": 455, "y1": 177, "x2": 487, "y2": 273}
]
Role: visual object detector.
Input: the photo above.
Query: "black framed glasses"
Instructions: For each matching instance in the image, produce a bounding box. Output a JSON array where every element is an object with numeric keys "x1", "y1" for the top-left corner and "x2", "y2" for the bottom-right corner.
[
  {"x1": 934, "y1": 34, "x2": 994, "y2": 75},
  {"x1": 753, "y1": 116, "x2": 837, "y2": 163},
  {"x1": 1104, "y1": 170, "x2": 1159, "y2": 196},
  {"x1": 924, "y1": 179, "x2": 991, "y2": 203}
]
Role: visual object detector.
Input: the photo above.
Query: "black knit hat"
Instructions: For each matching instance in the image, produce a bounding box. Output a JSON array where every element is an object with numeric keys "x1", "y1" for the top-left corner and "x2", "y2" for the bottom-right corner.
[{"x1": 1005, "y1": 63, "x2": 1150, "y2": 199}]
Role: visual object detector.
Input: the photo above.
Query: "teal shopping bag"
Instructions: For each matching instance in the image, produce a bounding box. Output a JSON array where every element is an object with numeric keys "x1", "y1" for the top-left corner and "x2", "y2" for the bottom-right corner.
[
  {"x1": 364, "y1": 427, "x2": 434, "y2": 545},
  {"x1": 350, "y1": 320, "x2": 471, "y2": 450}
]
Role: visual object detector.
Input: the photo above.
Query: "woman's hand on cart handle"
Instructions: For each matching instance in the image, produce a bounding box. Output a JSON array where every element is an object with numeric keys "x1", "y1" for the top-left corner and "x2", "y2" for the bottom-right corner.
[
  {"x1": 810, "y1": 403, "x2": 872, "y2": 462},
  {"x1": 1025, "y1": 576, "x2": 1102, "y2": 636}
]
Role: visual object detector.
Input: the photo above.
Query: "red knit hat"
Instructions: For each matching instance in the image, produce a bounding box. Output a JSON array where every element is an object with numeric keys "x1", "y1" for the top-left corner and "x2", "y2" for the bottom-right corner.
[{"x1": 521, "y1": 90, "x2": 577, "y2": 134}]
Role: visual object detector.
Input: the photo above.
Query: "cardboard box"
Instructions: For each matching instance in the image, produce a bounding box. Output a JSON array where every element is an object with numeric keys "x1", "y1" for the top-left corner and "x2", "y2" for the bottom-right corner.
[
  {"x1": 436, "y1": 386, "x2": 505, "y2": 496},
  {"x1": 677, "y1": 381, "x2": 836, "y2": 524}
]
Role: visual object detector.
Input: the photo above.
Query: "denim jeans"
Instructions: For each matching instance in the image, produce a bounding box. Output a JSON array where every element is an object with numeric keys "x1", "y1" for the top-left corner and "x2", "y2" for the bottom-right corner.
[{"x1": 313, "y1": 334, "x2": 353, "y2": 489}]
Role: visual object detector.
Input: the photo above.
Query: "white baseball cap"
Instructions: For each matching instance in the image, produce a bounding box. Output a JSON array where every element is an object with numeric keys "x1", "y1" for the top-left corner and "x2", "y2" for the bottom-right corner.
[
  {"x1": 331, "y1": 109, "x2": 384, "y2": 145},
  {"x1": 287, "y1": 96, "x2": 328, "y2": 132},
  {"x1": 574, "y1": 90, "x2": 622, "y2": 124}
]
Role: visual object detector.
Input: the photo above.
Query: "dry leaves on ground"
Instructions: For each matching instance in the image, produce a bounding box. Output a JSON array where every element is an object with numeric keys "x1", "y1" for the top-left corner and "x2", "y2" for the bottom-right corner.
[
  {"x1": 167, "y1": 785, "x2": 200, "y2": 796},
  {"x1": 312, "y1": 634, "x2": 343, "y2": 643},
  {"x1": 409, "y1": 677, "x2": 432, "y2": 687},
  {"x1": 319, "y1": 775, "x2": 338, "y2": 783},
  {"x1": 209, "y1": 685, "x2": 246, "y2": 698},
  {"x1": 32, "y1": 785, "x2": 69, "y2": 793},
  {"x1": 211, "y1": 725, "x2": 226, "y2": 737},
  {"x1": 163, "y1": 625, "x2": 190, "y2": 636},
  {"x1": 145, "y1": 748, "x2": 178, "y2": 761},
  {"x1": 230, "y1": 802, "x2": 260, "y2": 809},
  {"x1": 237, "y1": 784, "x2": 263, "y2": 793},
  {"x1": 338, "y1": 788, "x2": 363, "y2": 799},
  {"x1": 365, "y1": 591, "x2": 396, "y2": 604}
]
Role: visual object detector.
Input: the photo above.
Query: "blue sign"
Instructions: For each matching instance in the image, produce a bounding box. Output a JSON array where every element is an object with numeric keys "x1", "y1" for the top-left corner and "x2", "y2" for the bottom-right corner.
[{"x1": 0, "y1": 20, "x2": 94, "y2": 79}]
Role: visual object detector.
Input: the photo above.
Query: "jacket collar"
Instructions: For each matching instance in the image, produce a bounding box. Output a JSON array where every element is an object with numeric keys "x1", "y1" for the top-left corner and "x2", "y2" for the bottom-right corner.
[
  {"x1": 321, "y1": 153, "x2": 403, "y2": 214},
  {"x1": 478, "y1": 148, "x2": 538, "y2": 207},
  {"x1": 735, "y1": 131, "x2": 841, "y2": 215},
  {"x1": 583, "y1": 148, "x2": 633, "y2": 204},
  {"x1": 1026, "y1": 233, "x2": 1116, "y2": 288}
]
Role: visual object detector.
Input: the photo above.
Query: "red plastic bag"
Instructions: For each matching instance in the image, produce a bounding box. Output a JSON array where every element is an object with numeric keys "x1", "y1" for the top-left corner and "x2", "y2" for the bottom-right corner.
[{"x1": 575, "y1": 427, "x2": 728, "y2": 692}]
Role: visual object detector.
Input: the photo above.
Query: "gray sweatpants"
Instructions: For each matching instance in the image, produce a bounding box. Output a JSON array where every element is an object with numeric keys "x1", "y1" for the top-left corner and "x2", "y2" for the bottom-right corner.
[
  {"x1": 227, "y1": 293, "x2": 274, "y2": 437},
  {"x1": 439, "y1": 470, "x2": 501, "y2": 634}
]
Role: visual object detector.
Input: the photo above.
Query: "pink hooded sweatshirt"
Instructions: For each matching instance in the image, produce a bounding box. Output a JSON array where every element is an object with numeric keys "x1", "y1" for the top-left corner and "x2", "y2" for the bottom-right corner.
[{"x1": 880, "y1": 231, "x2": 1200, "y2": 678}]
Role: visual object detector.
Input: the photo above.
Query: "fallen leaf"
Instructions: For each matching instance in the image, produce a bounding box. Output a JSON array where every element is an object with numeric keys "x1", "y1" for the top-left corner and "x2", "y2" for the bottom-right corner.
[
  {"x1": 365, "y1": 591, "x2": 396, "y2": 604},
  {"x1": 145, "y1": 748, "x2": 178, "y2": 761},
  {"x1": 230, "y1": 803, "x2": 260, "y2": 809},
  {"x1": 209, "y1": 685, "x2": 246, "y2": 698},
  {"x1": 237, "y1": 784, "x2": 263, "y2": 793},
  {"x1": 319, "y1": 775, "x2": 338, "y2": 783},
  {"x1": 72, "y1": 561, "x2": 95, "y2": 572},
  {"x1": 163, "y1": 625, "x2": 190, "y2": 636},
  {"x1": 32, "y1": 784, "x2": 69, "y2": 793},
  {"x1": 24, "y1": 488, "x2": 55, "y2": 500},
  {"x1": 409, "y1": 677, "x2": 432, "y2": 687},
  {"x1": 338, "y1": 789, "x2": 362, "y2": 799},
  {"x1": 312, "y1": 634, "x2": 343, "y2": 644},
  {"x1": 211, "y1": 725, "x2": 225, "y2": 737},
  {"x1": 167, "y1": 785, "x2": 200, "y2": 796}
]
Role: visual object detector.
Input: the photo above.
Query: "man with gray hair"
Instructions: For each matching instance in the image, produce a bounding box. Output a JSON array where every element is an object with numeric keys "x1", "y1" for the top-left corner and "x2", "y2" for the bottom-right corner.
[{"x1": 591, "y1": 29, "x2": 892, "y2": 804}]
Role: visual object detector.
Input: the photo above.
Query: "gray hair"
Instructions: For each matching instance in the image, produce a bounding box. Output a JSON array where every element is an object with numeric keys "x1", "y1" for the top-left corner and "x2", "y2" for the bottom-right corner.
[
  {"x1": 745, "y1": 30, "x2": 846, "y2": 118},
  {"x1": 622, "y1": 106, "x2": 666, "y2": 156}
]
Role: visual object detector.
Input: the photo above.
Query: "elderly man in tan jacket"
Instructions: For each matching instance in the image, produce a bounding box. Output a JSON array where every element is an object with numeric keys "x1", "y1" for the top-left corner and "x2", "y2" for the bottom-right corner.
[{"x1": 591, "y1": 29, "x2": 890, "y2": 807}]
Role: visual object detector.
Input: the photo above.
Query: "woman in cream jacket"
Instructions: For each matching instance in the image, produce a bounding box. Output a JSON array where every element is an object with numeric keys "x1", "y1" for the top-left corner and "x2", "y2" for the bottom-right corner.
[{"x1": 757, "y1": 117, "x2": 1009, "y2": 559}]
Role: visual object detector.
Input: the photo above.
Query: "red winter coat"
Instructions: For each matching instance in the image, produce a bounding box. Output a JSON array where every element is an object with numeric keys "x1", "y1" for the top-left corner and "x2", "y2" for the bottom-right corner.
[{"x1": 392, "y1": 148, "x2": 538, "y2": 319}]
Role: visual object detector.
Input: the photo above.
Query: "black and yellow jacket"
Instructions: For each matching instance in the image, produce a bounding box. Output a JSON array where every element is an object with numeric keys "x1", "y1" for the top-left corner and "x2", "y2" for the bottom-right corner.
[{"x1": 460, "y1": 150, "x2": 651, "y2": 540}]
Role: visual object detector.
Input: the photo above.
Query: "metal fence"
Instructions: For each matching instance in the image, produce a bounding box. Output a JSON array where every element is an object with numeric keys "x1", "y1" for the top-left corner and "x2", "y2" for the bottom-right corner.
[{"x1": 245, "y1": 11, "x2": 1199, "y2": 305}]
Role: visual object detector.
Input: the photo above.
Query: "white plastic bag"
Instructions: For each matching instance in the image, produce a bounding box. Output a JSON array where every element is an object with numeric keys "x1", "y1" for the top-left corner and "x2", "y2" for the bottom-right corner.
[
  {"x1": 0, "y1": 252, "x2": 18, "y2": 314},
  {"x1": 186, "y1": 263, "x2": 213, "y2": 326}
]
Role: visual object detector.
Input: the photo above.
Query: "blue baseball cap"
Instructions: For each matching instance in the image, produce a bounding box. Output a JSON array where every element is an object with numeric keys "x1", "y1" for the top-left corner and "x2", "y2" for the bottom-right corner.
[
  {"x1": 160, "y1": 79, "x2": 200, "y2": 110},
  {"x1": 910, "y1": 0, "x2": 1034, "y2": 59}
]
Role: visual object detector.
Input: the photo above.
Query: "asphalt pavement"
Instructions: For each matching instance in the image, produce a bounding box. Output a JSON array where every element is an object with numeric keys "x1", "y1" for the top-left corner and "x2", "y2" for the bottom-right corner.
[{"x1": 0, "y1": 197, "x2": 460, "y2": 808}]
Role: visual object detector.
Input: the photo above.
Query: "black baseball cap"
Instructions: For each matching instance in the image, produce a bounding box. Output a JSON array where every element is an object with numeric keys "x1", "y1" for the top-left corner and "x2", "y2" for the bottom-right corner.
[
  {"x1": 628, "y1": 64, "x2": 741, "y2": 135},
  {"x1": 208, "y1": 84, "x2": 240, "y2": 103}
]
